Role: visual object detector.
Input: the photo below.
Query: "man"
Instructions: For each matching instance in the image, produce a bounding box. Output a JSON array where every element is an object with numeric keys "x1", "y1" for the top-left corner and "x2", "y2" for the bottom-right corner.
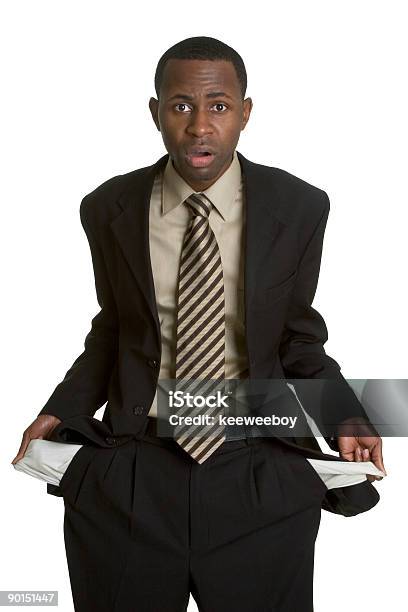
[{"x1": 12, "y1": 36, "x2": 386, "y2": 611}]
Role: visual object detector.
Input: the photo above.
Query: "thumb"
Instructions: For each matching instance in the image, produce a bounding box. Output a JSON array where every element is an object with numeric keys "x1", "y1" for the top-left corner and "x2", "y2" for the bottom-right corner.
[
  {"x1": 371, "y1": 443, "x2": 387, "y2": 476},
  {"x1": 11, "y1": 433, "x2": 32, "y2": 464}
]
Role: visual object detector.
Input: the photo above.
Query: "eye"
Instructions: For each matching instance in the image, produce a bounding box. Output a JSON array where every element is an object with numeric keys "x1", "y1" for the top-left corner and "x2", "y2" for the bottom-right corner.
[
  {"x1": 212, "y1": 103, "x2": 228, "y2": 112},
  {"x1": 175, "y1": 103, "x2": 192, "y2": 112}
]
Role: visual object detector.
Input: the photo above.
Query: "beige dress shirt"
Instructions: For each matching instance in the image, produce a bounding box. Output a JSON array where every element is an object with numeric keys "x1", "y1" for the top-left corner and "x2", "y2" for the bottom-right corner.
[{"x1": 148, "y1": 150, "x2": 249, "y2": 417}]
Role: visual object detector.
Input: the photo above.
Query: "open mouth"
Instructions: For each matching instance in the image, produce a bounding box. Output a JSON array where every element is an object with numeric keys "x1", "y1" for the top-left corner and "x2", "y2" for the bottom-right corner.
[{"x1": 185, "y1": 151, "x2": 215, "y2": 168}]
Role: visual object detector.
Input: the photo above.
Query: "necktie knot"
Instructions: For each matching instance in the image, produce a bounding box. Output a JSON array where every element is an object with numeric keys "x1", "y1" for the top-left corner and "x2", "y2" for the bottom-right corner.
[{"x1": 185, "y1": 193, "x2": 213, "y2": 219}]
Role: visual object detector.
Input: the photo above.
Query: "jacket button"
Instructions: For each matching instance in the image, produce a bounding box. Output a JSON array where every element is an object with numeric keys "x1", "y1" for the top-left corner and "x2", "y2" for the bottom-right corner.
[
  {"x1": 105, "y1": 436, "x2": 117, "y2": 445},
  {"x1": 133, "y1": 405, "x2": 144, "y2": 415},
  {"x1": 147, "y1": 359, "x2": 159, "y2": 368}
]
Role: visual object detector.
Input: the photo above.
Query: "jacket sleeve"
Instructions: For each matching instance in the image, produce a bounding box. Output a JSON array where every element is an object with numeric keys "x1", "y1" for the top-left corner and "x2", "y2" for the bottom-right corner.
[
  {"x1": 37, "y1": 195, "x2": 119, "y2": 420},
  {"x1": 279, "y1": 192, "x2": 373, "y2": 450}
]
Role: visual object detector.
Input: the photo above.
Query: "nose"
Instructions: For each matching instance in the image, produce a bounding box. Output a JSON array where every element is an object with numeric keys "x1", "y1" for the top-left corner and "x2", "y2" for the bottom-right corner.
[{"x1": 186, "y1": 109, "x2": 213, "y2": 138}]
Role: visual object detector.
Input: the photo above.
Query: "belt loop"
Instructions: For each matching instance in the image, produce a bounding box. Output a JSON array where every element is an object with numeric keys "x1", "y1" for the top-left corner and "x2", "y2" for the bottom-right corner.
[
  {"x1": 245, "y1": 435, "x2": 257, "y2": 446},
  {"x1": 244, "y1": 421, "x2": 255, "y2": 445},
  {"x1": 135, "y1": 416, "x2": 151, "y2": 440}
]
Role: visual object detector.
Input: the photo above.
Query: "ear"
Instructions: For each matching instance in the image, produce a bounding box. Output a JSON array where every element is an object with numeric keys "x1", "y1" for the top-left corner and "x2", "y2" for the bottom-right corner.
[
  {"x1": 149, "y1": 97, "x2": 160, "y2": 132},
  {"x1": 241, "y1": 97, "x2": 253, "y2": 130}
]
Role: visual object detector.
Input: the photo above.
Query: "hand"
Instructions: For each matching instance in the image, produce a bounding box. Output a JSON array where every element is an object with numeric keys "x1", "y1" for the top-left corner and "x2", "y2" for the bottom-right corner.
[
  {"x1": 11, "y1": 414, "x2": 62, "y2": 465},
  {"x1": 337, "y1": 419, "x2": 387, "y2": 482}
]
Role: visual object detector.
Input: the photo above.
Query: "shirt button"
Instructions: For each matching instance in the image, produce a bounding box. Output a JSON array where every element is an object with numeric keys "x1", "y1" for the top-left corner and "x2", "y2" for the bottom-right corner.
[
  {"x1": 133, "y1": 405, "x2": 144, "y2": 416},
  {"x1": 105, "y1": 436, "x2": 117, "y2": 445},
  {"x1": 147, "y1": 359, "x2": 159, "y2": 368}
]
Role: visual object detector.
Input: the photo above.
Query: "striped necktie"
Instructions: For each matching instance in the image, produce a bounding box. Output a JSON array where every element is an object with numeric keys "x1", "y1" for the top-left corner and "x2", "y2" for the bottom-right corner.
[{"x1": 174, "y1": 192, "x2": 226, "y2": 463}]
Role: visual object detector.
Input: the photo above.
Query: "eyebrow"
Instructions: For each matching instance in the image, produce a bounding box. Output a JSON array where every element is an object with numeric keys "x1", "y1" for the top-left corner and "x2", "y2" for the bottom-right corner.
[{"x1": 167, "y1": 91, "x2": 233, "y2": 102}]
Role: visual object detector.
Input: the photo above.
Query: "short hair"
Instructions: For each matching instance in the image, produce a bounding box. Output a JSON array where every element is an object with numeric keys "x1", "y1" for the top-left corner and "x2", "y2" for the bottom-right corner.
[{"x1": 154, "y1": 36, "x2": 247, "y2": 100}]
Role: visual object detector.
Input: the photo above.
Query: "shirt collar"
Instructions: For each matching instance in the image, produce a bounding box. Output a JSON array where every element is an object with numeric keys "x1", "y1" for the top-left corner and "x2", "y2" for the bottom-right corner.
[{"x1": 162, "y1": 150, "x2": 241, "y2": 221}]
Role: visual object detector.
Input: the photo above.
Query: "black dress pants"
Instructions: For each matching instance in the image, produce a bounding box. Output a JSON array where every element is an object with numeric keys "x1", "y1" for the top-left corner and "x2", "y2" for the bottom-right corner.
[{"x1": 59, "y1": 418, "x2": 328, "y2": 612}]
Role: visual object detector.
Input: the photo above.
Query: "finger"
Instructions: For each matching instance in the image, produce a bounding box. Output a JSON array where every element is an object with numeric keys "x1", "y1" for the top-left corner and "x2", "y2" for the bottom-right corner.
[
  {"x1": 338, "y1": 443, "x2": 355, "y2": 461},
  {"x1": 362, "y1": 448, "x2": 370, "y2": 460},
  {"x1": 339, "y1": 450, "x2": 355, "y2": 461},
  {"x1": 355, "y1": 446, "x2": 362, "y2": 462}
]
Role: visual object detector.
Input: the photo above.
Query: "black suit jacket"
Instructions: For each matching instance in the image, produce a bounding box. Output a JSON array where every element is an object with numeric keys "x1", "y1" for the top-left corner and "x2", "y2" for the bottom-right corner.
[{"x1": 39, "y1": 151, "x2": 379, "y2": 515}]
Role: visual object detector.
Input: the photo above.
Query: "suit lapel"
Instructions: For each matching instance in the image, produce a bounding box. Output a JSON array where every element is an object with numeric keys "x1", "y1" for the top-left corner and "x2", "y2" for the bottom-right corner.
[
  {"x1": 110, "y1": 154, "x2": 168, "y2": 346},
  {"x1": 110, "y1": 151, "x2": 286, "y2": 346},
  {"x1": 237, "y1": 151, "x2": 286, "y2": 312}
]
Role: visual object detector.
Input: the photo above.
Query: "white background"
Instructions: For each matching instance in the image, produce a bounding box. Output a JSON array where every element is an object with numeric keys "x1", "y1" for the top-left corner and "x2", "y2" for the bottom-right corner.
[{"x1": 2, "y1": 1, "x2": 406, "y2": 610}]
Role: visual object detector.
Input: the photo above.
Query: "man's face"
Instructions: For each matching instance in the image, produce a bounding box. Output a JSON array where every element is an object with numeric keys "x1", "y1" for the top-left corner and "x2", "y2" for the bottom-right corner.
[{"x1": 149, "y1": 59, "x2": 252, "y2": 192}]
